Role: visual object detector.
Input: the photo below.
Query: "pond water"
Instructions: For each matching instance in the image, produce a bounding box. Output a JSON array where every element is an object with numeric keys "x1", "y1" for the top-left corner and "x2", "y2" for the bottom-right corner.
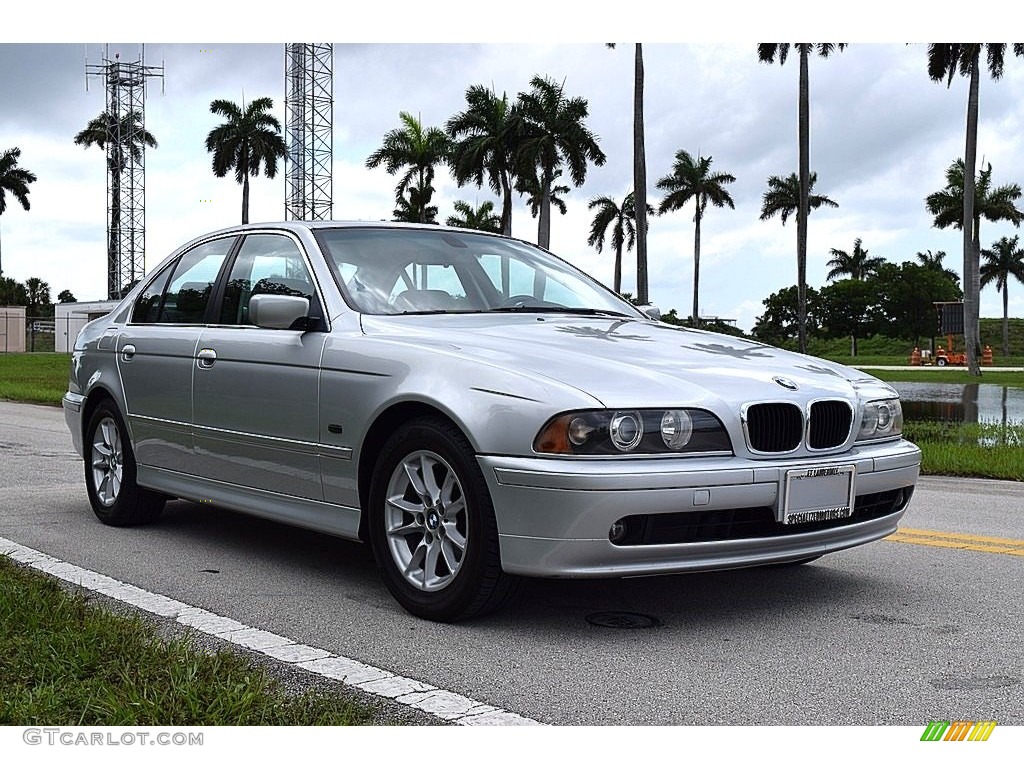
[{"x1": 891, "y1": 382, "x2": 1024, "y2": 424}]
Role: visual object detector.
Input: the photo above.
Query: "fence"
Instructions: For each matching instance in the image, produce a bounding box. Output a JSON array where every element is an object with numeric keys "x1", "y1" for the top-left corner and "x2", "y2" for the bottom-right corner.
[{"x1": 0, "y1": 311, "x2": 88, "y2": 353}]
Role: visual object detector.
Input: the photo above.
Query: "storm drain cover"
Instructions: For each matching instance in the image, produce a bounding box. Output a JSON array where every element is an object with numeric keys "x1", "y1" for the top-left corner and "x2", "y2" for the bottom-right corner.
[{"x1": 586, "y1": 611, "x2": 660, "y2": 629}]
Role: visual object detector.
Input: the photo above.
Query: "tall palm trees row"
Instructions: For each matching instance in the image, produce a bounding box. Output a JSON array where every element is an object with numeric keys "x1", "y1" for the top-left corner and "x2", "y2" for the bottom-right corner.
[
  {"x1": 366, "y1": 75, "x2": 606, "y2": 250},
  {"x1": 588, "y1": 162, "x2": 838, "y2": 326}
]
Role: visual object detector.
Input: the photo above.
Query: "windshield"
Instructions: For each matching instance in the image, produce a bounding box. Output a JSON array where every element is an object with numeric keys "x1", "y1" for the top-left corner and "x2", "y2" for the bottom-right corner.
[{"x1": 315, "y1": 227, "x2": 643, "y2": 317}]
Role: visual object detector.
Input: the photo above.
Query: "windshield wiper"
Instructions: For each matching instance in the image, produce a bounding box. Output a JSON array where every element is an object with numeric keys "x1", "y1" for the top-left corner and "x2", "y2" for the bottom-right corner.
[{"x1": 486, "y1": 306, "x2": 633, "y2": 318}]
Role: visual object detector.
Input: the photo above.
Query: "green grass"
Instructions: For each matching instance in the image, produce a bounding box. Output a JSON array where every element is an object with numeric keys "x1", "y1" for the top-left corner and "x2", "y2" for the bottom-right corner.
[
  {"x1": 903, "y1": 420, "x2": 1024, "y2": 482},
  {"x1": 0, "y1": 353, "x2": 70, "y2": 405},
  {"x1": 0, "y1": 557, "x2": 376, "y2": 725},
  {"x1": 863, "y1": 368, "x2": 1024, "y2": 388},
  {"x1": 787, "y1": 319, "x2": 1024, "y2": 365}
]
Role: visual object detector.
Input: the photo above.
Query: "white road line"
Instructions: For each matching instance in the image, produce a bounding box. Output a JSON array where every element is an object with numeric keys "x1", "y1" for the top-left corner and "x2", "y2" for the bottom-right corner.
[{"x1": 0, "y1": 536, "x2": 542, "y2": 726}]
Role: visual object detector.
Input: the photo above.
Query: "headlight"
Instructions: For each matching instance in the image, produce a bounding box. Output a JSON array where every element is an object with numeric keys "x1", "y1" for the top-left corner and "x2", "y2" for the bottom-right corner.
[
  {"x1": 856, "y1": 398, "x2": 903, "y2": 442},
  {"x1": 534, "y1": 409, "x2": 731, "y2": 455}
]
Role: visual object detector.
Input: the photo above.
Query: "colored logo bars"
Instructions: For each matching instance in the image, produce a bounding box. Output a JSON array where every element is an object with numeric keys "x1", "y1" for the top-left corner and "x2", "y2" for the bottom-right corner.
[{"x1": 921, "y1": 721, "x2": 997, "y2": 742}]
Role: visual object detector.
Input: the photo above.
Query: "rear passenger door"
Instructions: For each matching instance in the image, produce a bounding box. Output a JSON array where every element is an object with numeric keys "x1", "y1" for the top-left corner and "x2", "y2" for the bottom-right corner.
[
  {"x1": 119, "y1": 236, "x2": 235, "y2": 475},
  {"x1": 192, "y1": 232, "x2": 328, "y2": 500}
]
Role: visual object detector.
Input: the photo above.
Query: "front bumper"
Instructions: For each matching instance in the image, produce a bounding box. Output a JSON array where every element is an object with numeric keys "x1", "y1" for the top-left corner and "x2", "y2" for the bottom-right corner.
[
  {"x1": 479, "y1": 439, "x2": 921, "y2": 577},
  {"x1": 63, "y1": 391, "x2": 85, "y2": 458}
]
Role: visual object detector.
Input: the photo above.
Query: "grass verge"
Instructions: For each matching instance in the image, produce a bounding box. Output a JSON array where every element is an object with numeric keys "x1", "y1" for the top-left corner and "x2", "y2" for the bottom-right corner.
[
  {"x1": 862, "y1": 368, "x2": 1024, "y2": 388},
  {"x1": 903, "y1": 420, "x2": 1024, "y2": 482},
  {"x1": 0, "y1": 556, "x2": 376, "y2": 725},
  {"x1": 0, "y1": 353, "x2": 70, "y2": 405}
]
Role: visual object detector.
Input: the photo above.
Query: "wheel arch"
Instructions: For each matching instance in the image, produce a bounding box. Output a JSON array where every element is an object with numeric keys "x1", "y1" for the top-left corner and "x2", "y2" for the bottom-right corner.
[
  {"x1": 356, "y1": 401, "x2": 472, "y2": 541},
  {"x1": 81, "y1": 385, "x2": 120, "y2": 445}
]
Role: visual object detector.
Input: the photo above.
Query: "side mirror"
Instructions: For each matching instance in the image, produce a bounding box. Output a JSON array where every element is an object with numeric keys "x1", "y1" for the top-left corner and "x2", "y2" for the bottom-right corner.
[
  {"x1": 637, "y1": 304, "x2": 661, "y2": 321},
  {"x1": 248, "y1": 294, "x2": 311, "y2": 330}
]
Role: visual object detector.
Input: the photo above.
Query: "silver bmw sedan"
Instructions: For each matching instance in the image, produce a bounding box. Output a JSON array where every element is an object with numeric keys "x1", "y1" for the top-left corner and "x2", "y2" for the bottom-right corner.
[{"x1": 63, "y1": 222, "x2": 920, "y2": 621}]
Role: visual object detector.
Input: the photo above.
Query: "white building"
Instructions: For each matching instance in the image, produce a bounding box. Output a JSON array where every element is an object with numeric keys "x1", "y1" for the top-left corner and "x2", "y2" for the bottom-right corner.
[
  {"x1": 54, "y1": 301, "x2": 120, "y2": 353},
  {"x1": 1, "y1": 306, "x2": 26, "y2": 353}
]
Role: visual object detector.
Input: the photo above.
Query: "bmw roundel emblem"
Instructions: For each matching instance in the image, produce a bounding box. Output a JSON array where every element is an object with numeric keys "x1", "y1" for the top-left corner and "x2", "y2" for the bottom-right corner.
[{"x1": 773, "y1": 376, "x2": 799, "y2": 391}]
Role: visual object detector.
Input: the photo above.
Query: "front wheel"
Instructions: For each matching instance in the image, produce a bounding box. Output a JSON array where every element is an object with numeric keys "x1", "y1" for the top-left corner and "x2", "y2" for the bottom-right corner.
[
  {"x1": 84, "y1": 400, "x2": 165, "y2": 526},
  {"x1": 368, "y1": 417, "x2": 518, "y2": 621}
]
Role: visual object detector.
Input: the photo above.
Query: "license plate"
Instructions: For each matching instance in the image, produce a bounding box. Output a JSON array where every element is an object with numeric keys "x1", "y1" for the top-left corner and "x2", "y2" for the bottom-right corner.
[{"x1": 782, "y1": 464, "x2": 856, "y2": 524}]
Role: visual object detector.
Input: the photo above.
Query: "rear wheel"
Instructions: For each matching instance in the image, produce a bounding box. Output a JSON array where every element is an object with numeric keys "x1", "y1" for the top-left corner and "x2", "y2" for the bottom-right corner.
[
  {"x1": 84, "y1": 400, "x2": 165, "y2": 526},
  {"x1": 368, "y1": 416, "x2": 518, "y2": 622}
]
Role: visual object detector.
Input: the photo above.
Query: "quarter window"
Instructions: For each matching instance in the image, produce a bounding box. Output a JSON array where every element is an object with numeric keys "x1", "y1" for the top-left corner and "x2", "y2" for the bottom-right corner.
[{"x1": 131, "y1": 261, "x2": 175, "y2": 323}]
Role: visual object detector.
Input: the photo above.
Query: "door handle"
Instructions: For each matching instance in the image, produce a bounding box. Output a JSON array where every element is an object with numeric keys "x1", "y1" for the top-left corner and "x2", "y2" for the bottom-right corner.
[
  {"x1": 120, "y1": 344, "x2": 136, "y2": 362},
  {"x1": 196, "y1": 348, "x2": 217, "y2": 369}
]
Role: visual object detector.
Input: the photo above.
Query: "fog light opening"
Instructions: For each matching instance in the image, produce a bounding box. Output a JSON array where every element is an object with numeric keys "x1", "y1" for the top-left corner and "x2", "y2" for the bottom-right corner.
[{"x1": 609, "y1": 520, "x2": 628, "y2": 544}]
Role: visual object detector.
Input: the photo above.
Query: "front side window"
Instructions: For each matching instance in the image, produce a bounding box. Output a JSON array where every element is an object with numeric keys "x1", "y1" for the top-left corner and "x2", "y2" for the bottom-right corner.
[{"x1": 220, "y1": 234, "x2": 318, "y2": 325}]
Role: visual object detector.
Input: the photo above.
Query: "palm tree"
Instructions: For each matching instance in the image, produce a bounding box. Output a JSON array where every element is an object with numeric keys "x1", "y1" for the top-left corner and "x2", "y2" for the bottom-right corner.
[
  {"x1": 205, "y1": 97, "x2": 286, "y2": 225},
  {"x1": 926, "y1": 159, "x2": 1023, "y2": 233},
  {"x1": 24, "y1": 276, "x2": 50, "y2": 316},
  {"x1": 759, "y1": 172, "x2": 838, "y2": 225},
  {"x1": 0, "y1": 147, "x2": 36, "y2": 279},
  {"x1": 392, "y1": 183, "x2": 438, "y2": 224},
  {"x1": 609, "y1": 44, "x2": 650, "y2": 304},
  {"x1": 916, "y1": 249, "x2": 960, "y2": 285},
  {"x1": 656, "y1": 151, "x2": 736, "y2": 325},
  {"x1": 75, "y1": 112, "x2": 156, "y2": 291},
  {"x1": 367, "y1": 111, "x2": 450, "y2": 225},
  {"x1": 516, "y1": 75, "x2": 606, "y2": 249},
  {"x1": 758, "y1": 43, "x2": 846, "y2": 353},
  {"x1": 517, "y1": 167, "x2": 571, "y2": 244},
  {"x1": 447, "y1": 200, "x2": 501, "y2": 232},
  {"x1": 981, "y1": 235, "x2": 1024, "y2": 357},
  {"x1": 587, "y1": 192, "x2": 650, "y2": 294},
  {"x1": 826, "y1": 238, "x2": 885, "y2": 282},
  {"x1": 927, "y1": 43, "x2": 1024, "y2": 375},
  {"x1": 926, "y1": 159, "x2": 1023, "y2": 355},
  {"x1": 447, "y1": 86, "x2": 521, "y2": 236}
]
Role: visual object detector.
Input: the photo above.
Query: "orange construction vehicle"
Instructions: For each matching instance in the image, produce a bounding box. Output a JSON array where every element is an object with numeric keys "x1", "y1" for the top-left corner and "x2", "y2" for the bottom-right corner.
[{"x1": 934, "y1": 335, "x2": 967, "y2": 366}]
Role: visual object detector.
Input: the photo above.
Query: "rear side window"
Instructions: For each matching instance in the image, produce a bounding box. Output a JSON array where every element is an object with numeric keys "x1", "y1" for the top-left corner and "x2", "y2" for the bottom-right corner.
[{"x1": 131, "y1": 237, "x2": 235, "y2": 325}]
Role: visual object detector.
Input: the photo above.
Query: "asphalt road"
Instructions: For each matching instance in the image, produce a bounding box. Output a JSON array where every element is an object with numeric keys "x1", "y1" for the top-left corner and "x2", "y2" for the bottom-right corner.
[{"x1": 2, "y1": 400, "x2": 1021, "y2": 726}]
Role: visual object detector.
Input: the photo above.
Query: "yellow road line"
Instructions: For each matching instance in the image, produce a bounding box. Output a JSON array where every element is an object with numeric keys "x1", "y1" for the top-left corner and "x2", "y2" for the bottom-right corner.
[
  {"x1": 897, "y1": 527, "x2": 1024, "y2": 547},
  {"x1": 887, "y1": 528, "x2": 1024, "y2": 557}
]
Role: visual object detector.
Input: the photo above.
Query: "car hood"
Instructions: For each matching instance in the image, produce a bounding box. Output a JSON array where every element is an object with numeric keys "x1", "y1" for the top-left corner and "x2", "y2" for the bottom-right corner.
[{"x1": 360, "y1": 314, "x2": 890, "y2": 408}]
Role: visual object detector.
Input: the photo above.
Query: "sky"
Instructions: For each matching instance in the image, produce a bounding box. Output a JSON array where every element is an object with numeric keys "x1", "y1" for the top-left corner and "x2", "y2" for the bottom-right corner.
[{"x1": 2, "y1": 8, "x2": 1023, "y2": 333}]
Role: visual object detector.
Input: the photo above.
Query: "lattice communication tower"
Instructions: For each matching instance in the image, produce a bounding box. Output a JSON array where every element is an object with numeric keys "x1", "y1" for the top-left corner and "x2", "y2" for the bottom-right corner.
[
  {"x1": 285, "y1": 44, "x2": 334, "y2": 221},
  {"x1": 86, "y1": 45, "x2": 164, "y2": 299}
]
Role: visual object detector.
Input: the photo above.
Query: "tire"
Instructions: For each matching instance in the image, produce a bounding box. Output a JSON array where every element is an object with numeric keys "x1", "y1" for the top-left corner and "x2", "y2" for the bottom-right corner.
[
  {"x1": 367, "y1": 416, "x2": 519, "y2": 622},
  {"x1": 936, "y1": 357, "x2": 948, "y2": 367},
  {"x1": 84, "y1": 400, "x2": 165, "y2": 526}
]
